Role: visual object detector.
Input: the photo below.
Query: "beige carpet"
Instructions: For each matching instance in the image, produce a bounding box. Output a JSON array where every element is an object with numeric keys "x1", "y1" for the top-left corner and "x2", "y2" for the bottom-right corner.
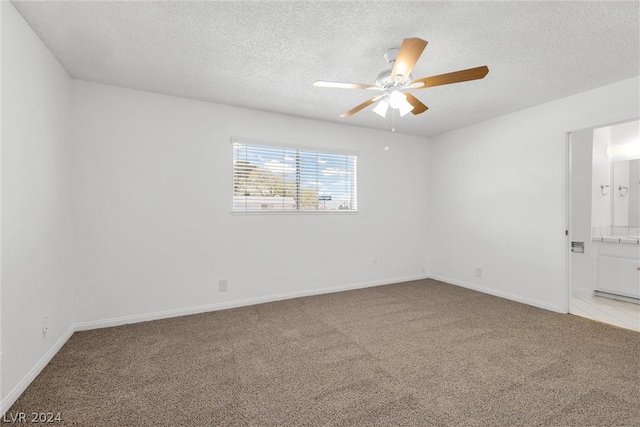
[{"x1": 8, "y1": 279, "x2": 640, "y2": 426}]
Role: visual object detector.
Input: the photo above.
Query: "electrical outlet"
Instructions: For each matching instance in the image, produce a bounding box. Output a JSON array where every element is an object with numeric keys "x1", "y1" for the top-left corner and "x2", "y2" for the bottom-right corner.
[
  {"x1": 42, "y1": 316, "x2": 48, "y2": 335},
  {"x1": 475, "y1": 267, "x2": 483, "y2": 278},
  {"x1": 219, "y1": 279, "x2": 228, "y2": 292}
]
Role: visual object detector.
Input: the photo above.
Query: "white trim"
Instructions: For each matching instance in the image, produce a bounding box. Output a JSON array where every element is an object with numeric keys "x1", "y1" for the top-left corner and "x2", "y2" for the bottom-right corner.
[
  {"x1": 427, "y1": 274, "x2": 565, "y2": 314},
  {"x1": 231, "y1": 140, "x2": 359, "y2": 214},
  {"x1": 75, "y1": 274, "x2": 430, "y2": 331},
  {"x1": 564, "y1": 117, "x2": 640, "y2": 316},
  {"x1": 1, "y1": 326, "x2": 75, "y2": 415},
  {"x1": 3, "y1": 275, "x2": 429, "y2": 415},
  {"x1": 564, "y1": 130, "x2": 571, "y2": 314},
  {"x1": 571, "y1": 287, "x2": 594, "y2": 298},
  {"x1": 3, "y1": 272, "x2": 565, "y2": 416},
  {"x1": 230, "y1": 136, "x2": 359, "y2": 156},
  {"x1": 230, "y1": 210, "x2": 358, "y2": 216}
]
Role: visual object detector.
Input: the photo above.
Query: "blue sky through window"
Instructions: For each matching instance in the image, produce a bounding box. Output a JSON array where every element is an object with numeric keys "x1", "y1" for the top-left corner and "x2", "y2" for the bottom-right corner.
[{"x1": 233, "y1": 142, "x2": 357, "y2": 211}]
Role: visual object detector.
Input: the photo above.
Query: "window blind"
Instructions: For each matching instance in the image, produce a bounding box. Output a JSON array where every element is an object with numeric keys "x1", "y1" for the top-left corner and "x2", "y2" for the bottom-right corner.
[{"x1": 233, "y1": 141, "x2": 357, "y2": 212}]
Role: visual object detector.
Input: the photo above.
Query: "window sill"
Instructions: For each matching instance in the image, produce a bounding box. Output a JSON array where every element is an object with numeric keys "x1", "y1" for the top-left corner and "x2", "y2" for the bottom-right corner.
[{"x1": 231, "y1": 210, "x2": 358, "y2": 215}]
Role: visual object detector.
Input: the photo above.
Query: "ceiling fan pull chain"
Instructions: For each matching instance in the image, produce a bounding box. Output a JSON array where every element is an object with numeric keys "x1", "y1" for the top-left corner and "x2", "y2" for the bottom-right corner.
[{"x1": 392, "y1": 109, "x2": 396, "y2": 132}]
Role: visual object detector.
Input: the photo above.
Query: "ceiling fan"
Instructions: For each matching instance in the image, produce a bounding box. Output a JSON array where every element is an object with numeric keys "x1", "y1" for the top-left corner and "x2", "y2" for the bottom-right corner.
[{"x1": 313, "y1": 38, "x2": 489, "y2": 119}]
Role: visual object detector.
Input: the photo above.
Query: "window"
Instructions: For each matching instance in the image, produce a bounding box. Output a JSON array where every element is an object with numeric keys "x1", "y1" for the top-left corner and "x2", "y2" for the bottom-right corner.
[{"x1": 233, "y1": 140, "x2": 357, "y2": 212}]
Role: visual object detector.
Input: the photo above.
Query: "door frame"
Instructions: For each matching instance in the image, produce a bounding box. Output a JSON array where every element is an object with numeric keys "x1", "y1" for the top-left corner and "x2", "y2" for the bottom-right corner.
[{"x1": 564, "y1": 118, "x2": 640, "y2": 314}]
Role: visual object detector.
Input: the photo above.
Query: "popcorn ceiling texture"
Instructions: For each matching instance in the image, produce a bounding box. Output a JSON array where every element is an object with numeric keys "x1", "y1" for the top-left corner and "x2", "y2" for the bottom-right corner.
[{"x1": 12, "y1": 1, "x2": 640, "y2": 137}]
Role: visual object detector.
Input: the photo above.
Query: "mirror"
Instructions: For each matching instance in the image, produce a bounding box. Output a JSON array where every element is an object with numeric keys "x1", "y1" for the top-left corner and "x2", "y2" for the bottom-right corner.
[
  {"x1": 591, "y1": 119, "x2": 639, "y2": 237},
  {"x1": 612, "y1": 159, "x2": 639, "y2": 227}
]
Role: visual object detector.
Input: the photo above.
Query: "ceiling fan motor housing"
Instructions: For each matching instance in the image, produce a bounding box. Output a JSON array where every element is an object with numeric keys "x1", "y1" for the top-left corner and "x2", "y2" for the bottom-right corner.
[
  {"x1": 376, "y1": 48, "x2": 411, "y2": 89},
  {"x1": 375, "y1": 68, "x2": 412, "y2": 89},
  {"x1": 315, "y1": 38, "x2": 489, "y2": 118},
  {"x1": 383, "y1": 47, "x2": 399, "y2": 63}
]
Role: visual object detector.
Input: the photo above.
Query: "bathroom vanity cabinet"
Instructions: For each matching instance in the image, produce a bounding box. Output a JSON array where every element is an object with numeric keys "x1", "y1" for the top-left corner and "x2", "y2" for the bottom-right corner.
[{"x1": 591, "y1": 239, "x2": 640, "y2": 300}]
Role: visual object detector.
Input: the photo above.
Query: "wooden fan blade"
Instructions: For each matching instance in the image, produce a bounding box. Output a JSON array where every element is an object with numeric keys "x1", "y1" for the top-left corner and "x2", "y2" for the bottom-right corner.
[
  {"x1": 313, "y1": 81, "x2": 381, "y2": 90},
  {"x1": 411, "y1": 66, "x2": 489, "y2": 89},
  {"x1": 391, "y1": 38, "x2": 428, "y2": 84},
  {"x1": 340, "y1": 95, "x2": 384, "y2": 118},
  {"x1": 404, "y1": 93, "x2": 428, "y2": 115}
]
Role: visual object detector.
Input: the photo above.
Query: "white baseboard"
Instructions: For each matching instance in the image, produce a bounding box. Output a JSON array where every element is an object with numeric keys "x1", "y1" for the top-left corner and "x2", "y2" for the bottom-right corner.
[
  {"x1": 571, "y1": 287, "x2": 594, "y2": 297},
  {"x1": 2, "y1": 274, "x2": 428, "y2": 416},
  {"x1": 1, "y1": 325, "x2": 75, "y2": 415},
  {"x1": 2, "y1": 273, "x2": 563, "y2": 417},
  {"x1": 427, "y1": 274, "x2": 565, "y2": 313},
  {"x1": 74, "y1": 274, "x2": 430, "y2": 331}
]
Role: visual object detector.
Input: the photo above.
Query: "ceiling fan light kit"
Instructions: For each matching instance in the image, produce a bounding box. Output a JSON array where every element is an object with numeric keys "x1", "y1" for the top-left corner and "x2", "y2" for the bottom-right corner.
[
  {"x1": 388, "y1": 90, "x2": 413, "y2": 114},
  {"x1": 372, "y1": 99, "x2": 389, "y2": 118},
  {"x1": 313, "y1": 38, "x2": 489, "y2": 121}
]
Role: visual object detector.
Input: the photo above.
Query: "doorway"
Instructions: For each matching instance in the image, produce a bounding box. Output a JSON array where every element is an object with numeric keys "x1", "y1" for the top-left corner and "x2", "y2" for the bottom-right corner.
[{"x1": 567, "y1": 120, "x2": 640, "y2": 331}]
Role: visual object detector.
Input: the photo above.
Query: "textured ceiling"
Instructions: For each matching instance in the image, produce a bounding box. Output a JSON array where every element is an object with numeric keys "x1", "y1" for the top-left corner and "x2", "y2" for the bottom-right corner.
[{"x1": 12, "y1": 1, "x2": 640, "y2": 138}]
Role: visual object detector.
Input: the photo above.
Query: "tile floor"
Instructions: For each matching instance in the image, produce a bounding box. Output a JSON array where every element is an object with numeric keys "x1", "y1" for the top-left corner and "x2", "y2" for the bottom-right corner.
[{"x1": 571, "y1": 293, "x2": 640, "y2": 332}]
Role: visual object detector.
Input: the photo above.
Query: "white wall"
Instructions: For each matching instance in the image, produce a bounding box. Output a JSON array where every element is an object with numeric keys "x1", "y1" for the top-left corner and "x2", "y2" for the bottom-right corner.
[
  {"x1": 570, "y1": 130, "x2": 594, "y2": 295},
  {"x1": 0, "y1": 0, "x2": 3, "y2": 405},
  {"x1": 629, "y1": 160, "x2": 639, "y2": 228},
  {"x1": 2, "y1": 1, "x2": 638, "y2": 411},
  {"x1": 426, "y1": 77, "x2": 640, "y2": 312},
  {"x1": 1, "y1": 1, "x2": 74, "y2": 407},
  {"x1": 71, "y1": 80, "x2": 430, "y2": 326},
  {"x1": 613, "y1": 160, "x2": 630, "y2": 227},
  {"x1": 591, "y1": 127, "x2": 611, "y2": 231}
]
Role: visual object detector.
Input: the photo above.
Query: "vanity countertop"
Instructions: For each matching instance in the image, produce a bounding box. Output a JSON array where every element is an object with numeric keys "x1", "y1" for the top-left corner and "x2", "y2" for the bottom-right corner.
[{"x1": 592, "y1": 236, "x2": 640, "y2": 244}]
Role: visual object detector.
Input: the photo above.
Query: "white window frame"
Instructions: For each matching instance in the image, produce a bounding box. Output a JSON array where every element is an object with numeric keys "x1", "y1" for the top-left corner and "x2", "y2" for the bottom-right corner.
[{"x1": 231, "y1": 137, "x2": 358, "y2": 214}]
